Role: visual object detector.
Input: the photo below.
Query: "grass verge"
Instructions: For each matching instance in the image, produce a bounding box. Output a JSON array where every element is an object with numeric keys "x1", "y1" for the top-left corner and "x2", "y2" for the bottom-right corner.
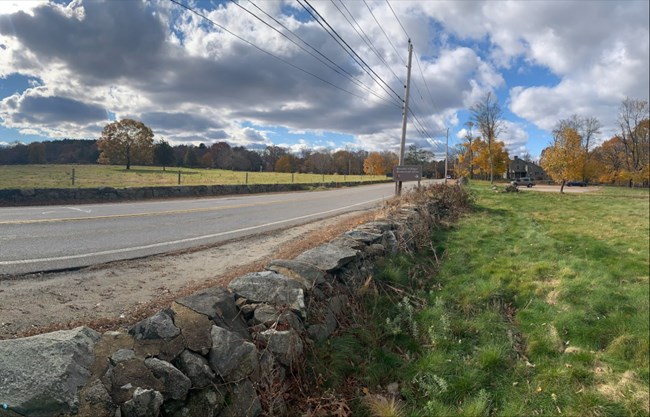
[{"x1": 303, "y1": 182, "x2": 649, "y2": 417}]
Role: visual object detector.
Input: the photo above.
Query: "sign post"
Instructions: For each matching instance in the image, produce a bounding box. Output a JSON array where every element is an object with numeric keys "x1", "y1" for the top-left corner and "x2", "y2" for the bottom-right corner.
[{"x1": 393, "y1": 165, "x2": 422, "y2": 189}]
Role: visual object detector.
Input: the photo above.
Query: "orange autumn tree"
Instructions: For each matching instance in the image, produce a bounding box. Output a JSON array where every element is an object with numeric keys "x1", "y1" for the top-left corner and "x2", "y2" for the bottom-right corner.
[
  {"x1": 363, "y1": 151, "x2": 397, "y2": 175},
  {"x1": 540, "y1": 127, "x2": 584, "y2": 193},
  {"x1": 467, "y1": 138, "x2": 509, "y2": 179},
  {"x1": 593, "y1": 136, "x2": 627, "y2": 184},
  {"x1": 97, "y1": 119, "x2": 154, "y2": 170}
]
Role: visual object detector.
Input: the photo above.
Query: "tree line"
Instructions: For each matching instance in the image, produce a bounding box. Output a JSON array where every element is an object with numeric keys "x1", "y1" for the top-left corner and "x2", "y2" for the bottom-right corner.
[
  {"x1": 3, "y1": 96, "x2": 645, "y2": 186},
  {"x1": 0, "y1": 119, "x2": 448, "y2": 178},
  {"x1": 452, "y1": 95, "x2": 649, "y2": 189},
  {"x1": 540, "y1": 97, "x2": 649, "y2": 191}
]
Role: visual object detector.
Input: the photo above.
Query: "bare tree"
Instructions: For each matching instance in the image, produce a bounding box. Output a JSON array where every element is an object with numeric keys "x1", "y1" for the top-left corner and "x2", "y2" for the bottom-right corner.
[
  {"x1": 471, "y1": 92, "x2": 504, "y2": 183},
  {"x1": 552, "y1": 114, "x2": 601, "y2": 151},
  {"x1": 520, "y1": 151, "x2": 534, "y2": 163},
  {"x1": 464, "y1": 121, "x2": 475, "y2": 179},
  {"x1": 618, "y1": 97, "x2": 650, "y2": 187}
]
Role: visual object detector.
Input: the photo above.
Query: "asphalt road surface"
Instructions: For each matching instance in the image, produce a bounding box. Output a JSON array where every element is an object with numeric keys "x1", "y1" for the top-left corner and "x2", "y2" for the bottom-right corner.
[{"x1": 0, "y1": 181, "x2": 431, "y2": 275}]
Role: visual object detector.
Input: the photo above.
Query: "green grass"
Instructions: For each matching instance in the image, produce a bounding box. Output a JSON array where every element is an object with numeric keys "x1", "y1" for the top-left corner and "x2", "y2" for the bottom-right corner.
[
  {"x1": 309, "y1": 182, "x2": 649, "y2": 417},
  {"x1": 0, "y1": 164, "x2": 388, "y2": 189}
]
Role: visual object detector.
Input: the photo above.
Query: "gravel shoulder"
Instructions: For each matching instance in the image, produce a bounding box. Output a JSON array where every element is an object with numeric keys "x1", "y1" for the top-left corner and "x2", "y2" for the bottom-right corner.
[{"x1": 0, "y1": 210, "x2": 377, "y2": 339}]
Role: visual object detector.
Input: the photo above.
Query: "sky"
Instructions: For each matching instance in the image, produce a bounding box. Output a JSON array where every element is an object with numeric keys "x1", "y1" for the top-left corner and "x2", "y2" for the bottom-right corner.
[{"x1": 0, "y1": 0, "x2": 648, "y2": 160}]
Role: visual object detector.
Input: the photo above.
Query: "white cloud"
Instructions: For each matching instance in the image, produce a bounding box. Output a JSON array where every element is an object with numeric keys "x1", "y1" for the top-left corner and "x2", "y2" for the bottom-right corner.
[
  {"x1": 499, "y1": 120, "x2": 529, "y2": 154},
  {"x1": 0, "y1": 0, "x2": 646, "y2": 155},
  {"x1": 0, "y1": 1, "x2": 42, "y2": 16}
]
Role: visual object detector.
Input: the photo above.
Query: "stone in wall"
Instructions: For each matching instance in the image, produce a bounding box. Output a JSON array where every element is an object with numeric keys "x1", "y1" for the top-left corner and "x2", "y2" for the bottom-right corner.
[
  {"x1": 265, "y1": 259, "x2": 326, "y2": 288},
  {"x1": 175, "y1": 287, "x2": 250, "y2": 340},
  {"x1": 208, "y1": 325, "x2": 260, "y2": 383},
  {"x1": 257, "y1": 329, "x2": 304, "y2": 367},
  {"x1": 128, "y1": 309, "x2": 185, "y2": 361},
  {"x1": 143, "y1": 358, "x2": 191, "y2": 401},
  {"x1": 0, "y1": 326, "x2": 100, "y2": 416},
  {"x1": 294, "y1": 243, "x2": 358, "y2": 272},
  {"x1": 343, "y1": 230, "x2": 383, "y2": 244},
  {"x1": 218, "y1": 379, "x2": 262, "y2": 417},
  {"x1": 130, "y1": 309, "x2": 179, "y2": 340},
  {"x1": 173, "y1": 349, "x2": 216, "y2": 389},
  {"x1": 105, "y1": 358, "x2": 164, "y2": 405},
  {"x1": 228, "y1": 271, "x2": 306, "y2": 318},
  {"x1": 162, "y1": 386, "x2": 225, "y2": 417},
  {"x1": 252, "y1": 304, "x2": 305, "y2": 333},
  {"x1": 121, "y1": 388, "x2": 163, "y2": 417},
  {"x1": 170, "y1": 302, "x2": 213, "y2": 355}
]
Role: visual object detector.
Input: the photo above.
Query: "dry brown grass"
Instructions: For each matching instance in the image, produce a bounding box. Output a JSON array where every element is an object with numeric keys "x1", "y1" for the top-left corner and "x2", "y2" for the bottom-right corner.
[
  {"x1": 596, "y1": 370, "x2": 650, "y2": 415},
  {"x1": 363, "y1": 395, "x2": 406, "y2": 417}
]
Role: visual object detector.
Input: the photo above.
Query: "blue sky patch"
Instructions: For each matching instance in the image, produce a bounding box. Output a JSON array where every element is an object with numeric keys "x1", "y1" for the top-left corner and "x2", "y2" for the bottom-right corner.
[{"x1": 0, "y1": 74, "x2": 41, "y2": 100}]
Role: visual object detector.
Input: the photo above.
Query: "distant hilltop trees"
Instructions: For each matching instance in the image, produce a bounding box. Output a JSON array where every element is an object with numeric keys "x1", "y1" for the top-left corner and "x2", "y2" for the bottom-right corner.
[
  {"x1": 0, "y1": 134, "x2": 461, "y2": 178},
  {"x1": 0, "y1": 139, "x2": 99, "y2": 165}
]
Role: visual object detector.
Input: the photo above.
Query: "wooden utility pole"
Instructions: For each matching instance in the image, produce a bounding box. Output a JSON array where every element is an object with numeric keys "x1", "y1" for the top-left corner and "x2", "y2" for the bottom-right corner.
[
  {"x1": 444, "y1": 127, "x2": 449, "y2": 185},
  {"x1": 396, "y1": 40, "x2": 413, "y2": 196}
]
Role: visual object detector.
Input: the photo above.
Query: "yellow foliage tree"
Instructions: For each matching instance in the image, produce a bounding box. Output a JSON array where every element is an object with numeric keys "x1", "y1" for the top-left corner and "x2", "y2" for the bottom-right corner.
[
  {"x1": 467, "y1": 139, "x2": 509, "y2": 179},
  {"x1": 540, "y1": 127, "x2": 584, "y2": 193}
]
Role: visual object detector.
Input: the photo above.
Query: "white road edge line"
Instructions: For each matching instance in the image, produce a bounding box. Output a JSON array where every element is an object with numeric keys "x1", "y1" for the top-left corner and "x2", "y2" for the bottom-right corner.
[
  {"x1": 42, "y1": 207, "x2": 93, "y2": 215},
  {"x1": 0, "y1": 196, "x2": 386, "y2": 265}
]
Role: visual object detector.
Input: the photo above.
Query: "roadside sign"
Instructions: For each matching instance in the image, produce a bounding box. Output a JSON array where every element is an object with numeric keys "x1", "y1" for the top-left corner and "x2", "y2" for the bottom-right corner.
[{"x1": 393, "y1": 165, "x2": 422, "y2": 182}]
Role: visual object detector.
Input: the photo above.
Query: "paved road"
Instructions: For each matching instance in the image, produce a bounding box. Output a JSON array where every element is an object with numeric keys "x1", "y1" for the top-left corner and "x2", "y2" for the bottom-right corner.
[{"x1": 0, "y1": 181, "x2": 430, "y2": 275}]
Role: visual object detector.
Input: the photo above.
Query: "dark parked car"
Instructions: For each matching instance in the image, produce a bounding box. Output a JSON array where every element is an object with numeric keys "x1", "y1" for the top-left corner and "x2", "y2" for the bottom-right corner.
[{"x1": 566, "y1": 180, "x2": 587, "y2": 187}]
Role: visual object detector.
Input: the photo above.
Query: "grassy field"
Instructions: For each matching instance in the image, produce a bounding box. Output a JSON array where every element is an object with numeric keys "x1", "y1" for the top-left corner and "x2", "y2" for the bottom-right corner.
[
  {"x1": 0, "y1": 164, "x2": 388, "y2": 189},
  {"x1": 309, "y1": 183, "x2": 649, "y2": 416}
]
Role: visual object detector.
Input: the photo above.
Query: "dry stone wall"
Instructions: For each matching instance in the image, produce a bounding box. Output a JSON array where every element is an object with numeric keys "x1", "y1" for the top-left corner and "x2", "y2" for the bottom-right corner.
[
  {"x1": 0, "y1": 205, "x2": 424, "y2": 417},
  {"x1": 0, "y1": 181, "x2": 391, "y2": 207}
]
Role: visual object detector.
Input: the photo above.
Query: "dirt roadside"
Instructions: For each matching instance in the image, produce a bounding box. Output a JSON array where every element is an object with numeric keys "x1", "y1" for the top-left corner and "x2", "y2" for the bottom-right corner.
[
  {"x1": 519, "y1": 184, "x2": 600, "y2": 193},
  {"x1": 0, "y1": 210, "x2": 379, "y2": 340}
]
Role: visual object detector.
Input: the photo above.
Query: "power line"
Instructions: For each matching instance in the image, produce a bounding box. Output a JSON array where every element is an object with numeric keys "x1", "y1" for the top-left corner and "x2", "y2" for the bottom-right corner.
[
  {"x1": 363, "y1": 0, "x2": 405, "y2": 66},
  {"x1": 299, "y1": 0, "x2": 403, "y2": 104},
  {"x1": 408, "y1": 108, "x2": 433, "y2": 140},
  {"x1": 385, "y1": 0, "x2": 410, "y2": 41},
  {"x1": 330, "y1": 0, "x2": 404, "y2": 87},
  {"x1": 413, "y1": 54, "x2": 436, "y2": 113},
  {"x1": 237, "y1": 0, "x2": 399, "y2": 107},
  {"x1": 409, "y1": 99, "x2": 437, "y2": 138},
  {"x1": 168, "y1": 0, "x2": 383, "y2": 105},
  {"x1": 379, "y1": 0, "x2": 439, "y2": 145}
]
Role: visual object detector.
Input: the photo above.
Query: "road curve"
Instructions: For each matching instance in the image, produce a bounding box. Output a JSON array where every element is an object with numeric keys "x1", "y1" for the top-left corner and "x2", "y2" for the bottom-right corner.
[{"x1": 0, "y1": 182, "x2": 427, "y2": 275}]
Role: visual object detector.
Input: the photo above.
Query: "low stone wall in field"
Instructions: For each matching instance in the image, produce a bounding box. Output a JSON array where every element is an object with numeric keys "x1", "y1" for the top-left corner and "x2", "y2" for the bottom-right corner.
[
  {"x1": 0, "y1": 180, "x2": 391, "y2": 207},
  {"x1": 0, "y1": 198, "x2": 426, "y2": 417}
]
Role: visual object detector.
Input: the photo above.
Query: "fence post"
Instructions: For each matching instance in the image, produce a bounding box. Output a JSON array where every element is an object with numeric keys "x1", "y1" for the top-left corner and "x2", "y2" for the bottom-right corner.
[
  {"x1": 246, "y1": 172, "x2": 249, "y2": 185},
  {"x1": 71, "y1": 168, "x2": 75, "y2": 186},
  {"x1": 178, "y1": 170, "x2": 181, "y2": 185},
  {"x1": 292, "y1": 172, "x2": 294, "y2": 183}
]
